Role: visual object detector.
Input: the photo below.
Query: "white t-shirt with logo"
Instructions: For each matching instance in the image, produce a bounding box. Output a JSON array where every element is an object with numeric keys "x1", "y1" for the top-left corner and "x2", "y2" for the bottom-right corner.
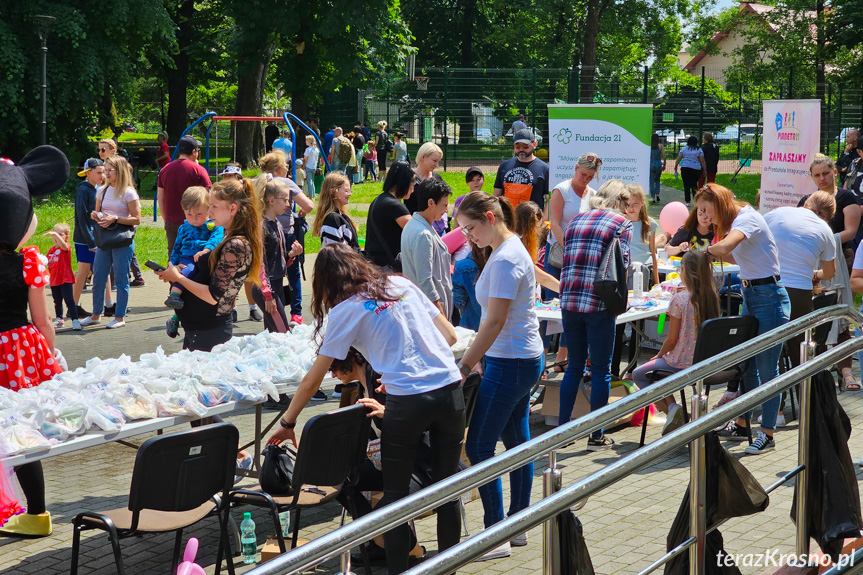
[
  {"x1": 765, "y1": 207, "x2": 836, "y2": 290},
  {"x1": 475, "y1": 235, "x2": 544, "y2": 359},
  {"x1": 317, "y1": 275, "x2": 461, "y2": 395},
  {"x1": 730, "y1": 205, "x2": 781, "y2": 279}
]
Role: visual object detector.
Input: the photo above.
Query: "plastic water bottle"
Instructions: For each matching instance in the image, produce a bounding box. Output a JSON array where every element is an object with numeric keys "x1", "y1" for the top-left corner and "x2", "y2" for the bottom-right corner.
[
  {"x1": 240, "y1": 512, "x2": 258, "y2": 564},
  {"x1": 633, "y1": 263, "x2": 644, "y2": 298},
  {"x1": 278, "y1": 510, "x2": 291, "y2": 538}
]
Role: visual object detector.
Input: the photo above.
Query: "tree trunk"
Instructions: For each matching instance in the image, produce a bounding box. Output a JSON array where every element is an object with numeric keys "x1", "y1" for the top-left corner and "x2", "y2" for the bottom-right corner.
[
  {"x1": 163, "y1": 0, "x2": 195, "y2": 145},
  {"x1": 234, "y1": 46, "x2": 276, "y2": 168},
  {"x1": 579, "y1": 0, "x2": 601, "y2": 102}
]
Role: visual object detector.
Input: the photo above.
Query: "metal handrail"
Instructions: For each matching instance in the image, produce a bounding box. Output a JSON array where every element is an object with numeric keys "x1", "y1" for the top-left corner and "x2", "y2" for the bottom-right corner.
[
  {"x1": 406, "y1": 336, "x2": 863, "y2": 574},
  {"x1": 247, "y1": 304, "x2": 862, "y2": 575}
]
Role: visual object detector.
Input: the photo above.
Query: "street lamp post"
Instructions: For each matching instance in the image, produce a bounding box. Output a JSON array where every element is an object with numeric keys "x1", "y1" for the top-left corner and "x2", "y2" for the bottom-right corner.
[{"x1": 34, "y1": 15, "x2": 56, "y2": 146}]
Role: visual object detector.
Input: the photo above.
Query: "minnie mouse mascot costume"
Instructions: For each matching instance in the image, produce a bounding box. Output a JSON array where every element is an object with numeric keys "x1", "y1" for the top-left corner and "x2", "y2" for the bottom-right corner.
[{"x1": 0, "y1": 146, "x2": 70, "y2": 537}]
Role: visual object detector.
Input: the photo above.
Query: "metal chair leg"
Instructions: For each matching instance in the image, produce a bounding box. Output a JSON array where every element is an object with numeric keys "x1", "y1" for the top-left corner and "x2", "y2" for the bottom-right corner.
[
  {"x1": 292, "y1": 508, "x2": 301, "y2": 551},
  {"x1": 70, "y1": 521, "x2": 83, "y2": 575},
  {"x1": 109, "y1": 528, "x2": 127, "y2": 575},
  {"x1": 171, "y1": 528, "x2": 184, "y2": 575},
  {"x1": 639, "y1": 406, "x2": 650, "y2": 447}
]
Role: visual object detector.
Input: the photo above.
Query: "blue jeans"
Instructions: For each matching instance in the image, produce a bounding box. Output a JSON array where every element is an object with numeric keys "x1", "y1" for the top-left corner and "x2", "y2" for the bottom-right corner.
[
  {"x1": 284, "y1": 232, "x2": 302, "y2": 316},
  {"x1": 303, "y1": 168, "x2": 316, "y2": 198},
  {"x1": 466, "y1": 355, "x2": 544, "y2": 528},
  {"x1": 649, "y1": 162, "x2": 663, "y2": 199},
  {"x1": 560, "y1": 309, "x2": 616, "y2": 438},
  {"x1": 741, "y1": 283, "x2": 790, "y2": 431},
  {"x1": 93, "y1": 243, "x2": 134, "y2": 317},
  {"x1": 541, "y1": 243, "x2": 566, "y2": 348}
]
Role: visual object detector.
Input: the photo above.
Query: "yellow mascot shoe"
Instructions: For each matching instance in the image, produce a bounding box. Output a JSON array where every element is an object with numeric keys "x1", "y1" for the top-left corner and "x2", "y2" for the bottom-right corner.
[{"x1": 0, "y1": 511, "x2": 52, "y2": 538}]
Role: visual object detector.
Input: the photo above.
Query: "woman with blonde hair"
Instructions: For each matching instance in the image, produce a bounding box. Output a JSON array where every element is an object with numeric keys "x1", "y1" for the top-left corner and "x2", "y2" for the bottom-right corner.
[
  {"x1": 406, "y1": 142, "x2": 443, "y2": 215},
  {"x1": 81, "y1": 156, "x2": 141, "y2": 329},
  {"x1": 312, "y1": 172, "x2": 359, "y2": 250},
  {"x1": 98, "y1": 138, "x2": 117, "y2": 161},
  {"x1": 156, "y1": 178, "x2": 263, "y2": 351}
]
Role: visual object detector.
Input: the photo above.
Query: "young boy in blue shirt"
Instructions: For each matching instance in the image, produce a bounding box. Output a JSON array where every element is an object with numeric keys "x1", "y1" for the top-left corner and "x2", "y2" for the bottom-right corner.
[{"x1": 164, "y1": 186, "x2": 224, "y2": 337}]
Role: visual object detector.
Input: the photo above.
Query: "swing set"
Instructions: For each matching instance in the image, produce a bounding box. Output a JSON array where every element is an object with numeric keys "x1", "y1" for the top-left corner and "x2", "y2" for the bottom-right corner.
[{"x1": 157, "y1": 112, "x2": 330, "y2": 221}]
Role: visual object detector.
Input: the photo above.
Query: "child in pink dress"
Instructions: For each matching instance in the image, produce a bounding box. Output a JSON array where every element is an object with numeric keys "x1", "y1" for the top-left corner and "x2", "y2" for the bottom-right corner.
[{"x1": 45, "y1": 222, "x2": 80, "y2": 330}]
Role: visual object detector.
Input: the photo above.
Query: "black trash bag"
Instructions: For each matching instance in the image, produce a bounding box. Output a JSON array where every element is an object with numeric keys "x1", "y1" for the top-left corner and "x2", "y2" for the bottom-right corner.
[
  {"x1": 558, "y1": 511, "x2": 595, "y2": 575},
  {"x1": 664, "y1": 432, "x2": 769, "y2": 574},
  {"x1": 790, "y1": 370, "x2": 862, "y2": 562}
]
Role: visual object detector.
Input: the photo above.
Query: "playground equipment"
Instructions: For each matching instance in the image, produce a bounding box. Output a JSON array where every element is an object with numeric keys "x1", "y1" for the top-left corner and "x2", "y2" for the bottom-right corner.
[{"x1": 157, "y1": 112, "x2": 330, "y2": 220}]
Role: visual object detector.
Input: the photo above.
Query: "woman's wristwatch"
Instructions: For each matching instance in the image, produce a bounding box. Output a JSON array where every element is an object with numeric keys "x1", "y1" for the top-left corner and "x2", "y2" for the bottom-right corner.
[
  {"x1": 279, "y1": 419, "x2": 296, "y2": 430},
  {"x1": 457, "y1": 362, "x2": 471, "y2": 377}
]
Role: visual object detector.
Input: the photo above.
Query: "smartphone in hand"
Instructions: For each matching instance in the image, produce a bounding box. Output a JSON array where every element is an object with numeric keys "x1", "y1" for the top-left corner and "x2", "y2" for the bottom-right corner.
[{"x1": 144, "y1": 260, "x2": 167, "y2": 272}]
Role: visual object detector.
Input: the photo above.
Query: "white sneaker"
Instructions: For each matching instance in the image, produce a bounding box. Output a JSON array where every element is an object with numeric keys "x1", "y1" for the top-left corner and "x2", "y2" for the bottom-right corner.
[
  {"x1": 756, "y1": 413, "x2": 786, "y2": 428},
  {"x1": 474, "y1": 541, "x2": 511, "y2": 561},
  {"x1": 52, "y1": 318, "x2": 64, "y2": 328},
  {"x1": 744, "y1": 431, "x2": 775, "y2": 455},
  {"x1": 662, "y1": 403, "x2": 685, "y2": 436},
  {"x1": 79, "y1": 317, "x2": 100, "y2": 327},
  {"x1": 106, "y1": 319, "x2": 126, "y2": 329},
  {"x1": 511, "y1": 533, "x2": 528, "y2": 547},
  {"x1": 72, "y1": 319, "x2": 82, "y2": 331}
]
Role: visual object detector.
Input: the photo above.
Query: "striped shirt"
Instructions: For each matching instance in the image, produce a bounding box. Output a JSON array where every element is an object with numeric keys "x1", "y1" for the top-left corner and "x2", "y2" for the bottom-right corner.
[
  {"x1": 320, "y1": 211, "x2": 360, "y2": 251},
  {"x1": 560, "y1": 209, "x2": 632, "y2": 313}
]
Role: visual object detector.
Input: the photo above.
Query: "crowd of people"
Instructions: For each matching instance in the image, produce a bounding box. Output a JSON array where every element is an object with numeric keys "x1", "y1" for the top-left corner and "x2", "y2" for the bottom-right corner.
[{"x1": 0, "y1": 119, "x2": 860, "y2": 570}]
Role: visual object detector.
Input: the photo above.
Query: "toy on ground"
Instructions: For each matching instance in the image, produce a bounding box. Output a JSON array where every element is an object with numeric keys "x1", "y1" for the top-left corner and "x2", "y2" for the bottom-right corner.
[{"x1": 177, "y1": 537, "x2": 205, "y2": 575}]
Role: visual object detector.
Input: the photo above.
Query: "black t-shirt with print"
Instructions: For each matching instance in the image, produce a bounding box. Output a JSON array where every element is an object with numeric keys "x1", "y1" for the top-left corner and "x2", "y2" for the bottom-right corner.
[
  {"x1": 404, "y1": 171, "x2": 444, "y2": 214},
  {"x1": 366, "y1": 192, "x2": 410, "y2": 268},
  {"x1": 669, "y1": 226, "x2": 714, "y2": 251},
  {"x1": 493, "y1": 157, "x2": 550, "y2": 209}
]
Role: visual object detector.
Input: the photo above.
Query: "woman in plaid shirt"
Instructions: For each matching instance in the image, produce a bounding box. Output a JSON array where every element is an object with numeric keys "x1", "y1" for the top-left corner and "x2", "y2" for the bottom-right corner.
[{"x1": 559, "y1": 180, "x2": 633, "y2": 450}]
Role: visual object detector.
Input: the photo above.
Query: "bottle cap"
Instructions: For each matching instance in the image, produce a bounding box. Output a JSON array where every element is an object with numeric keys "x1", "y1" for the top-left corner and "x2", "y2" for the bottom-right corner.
[{"x1": 243, "y1": 512, "x2": 251, "y2": 519}]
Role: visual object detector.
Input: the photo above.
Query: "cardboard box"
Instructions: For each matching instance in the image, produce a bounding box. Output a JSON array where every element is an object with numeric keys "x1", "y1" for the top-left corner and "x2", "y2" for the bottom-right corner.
[
  {"x1": 540, "y1": 379, "x2": 635, "y2": 427},
  {"x1": 260, "y1": 536, "x2": 309, "y2": 563}
]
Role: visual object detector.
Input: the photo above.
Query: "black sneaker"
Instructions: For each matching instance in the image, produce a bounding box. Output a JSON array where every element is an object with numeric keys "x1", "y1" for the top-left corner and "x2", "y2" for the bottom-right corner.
[
  {"x1": 104, "y1": 303, "x2": 116, "y2": 317},
  {"x1": 165, "y1": 294, "x2": 185, "y2": 310},
  {"x1": 130, "y1": 278, "x2": 146, "y2": 287},
  {"x1": 231, "y1": 309, "x2": 238, "y2": 323},
  {"x1": 67, "y1": 305, "x2": 90, "y2": 319},
  {"x1": 587, "y1": 435, "x2": 615, "y2": 451},
  {"x1": 262, "y1": 394, "x2": 291, "y2": 410},
  {"x1": 166, "y1": 316, "x2": 180, "y2": 338},
  {"x1": 744, "y1": 431, "x2": 775, "y2": 454},
  {"x1": 249, "y1": 308, "x2": 264, "y2": 321},
  {"x1": 332, "y1": 384, "x2": 344, "y2": 398},
  {"x1": 717, "y1": 421, "x2": 749, "y2": 441},
  {"x1": 310, "y1": 390, "x2": 327, "y2": 401}
]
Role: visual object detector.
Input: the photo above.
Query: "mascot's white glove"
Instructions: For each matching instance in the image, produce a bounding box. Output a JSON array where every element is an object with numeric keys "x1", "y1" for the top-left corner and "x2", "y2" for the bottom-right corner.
[{"x1": 53, "y1": 348, "x2": 68, "y2": 372}]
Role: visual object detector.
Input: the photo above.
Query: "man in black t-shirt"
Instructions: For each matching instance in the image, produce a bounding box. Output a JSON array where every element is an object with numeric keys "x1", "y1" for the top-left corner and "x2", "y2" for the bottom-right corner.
[{"x1": 493, "y1": 129, "x2": 550, "y2": 210}]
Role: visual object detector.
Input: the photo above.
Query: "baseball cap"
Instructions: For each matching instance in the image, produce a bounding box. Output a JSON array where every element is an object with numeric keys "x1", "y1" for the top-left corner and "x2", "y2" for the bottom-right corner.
[
  {"x1": 219, "y1": 165, "x2": 242, "y2": 177},
  {"x1": 513, "y1": 129, "x2": 535, "y2": 145},
  {"x1": 77, "y1": 158, "x2": 104, "y2": 178},
  {"x1": 465, "y1": 166, "x2": 483, "y2": 182},
  {"x1": 178, "y1": 135, "x2": 202, "y2": 155}
]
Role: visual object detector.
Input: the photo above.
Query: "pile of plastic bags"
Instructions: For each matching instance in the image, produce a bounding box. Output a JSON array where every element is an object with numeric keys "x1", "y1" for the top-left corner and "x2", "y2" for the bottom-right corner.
[{"x1": 0, "y1": 324, "x2": 476, "y2": 457}]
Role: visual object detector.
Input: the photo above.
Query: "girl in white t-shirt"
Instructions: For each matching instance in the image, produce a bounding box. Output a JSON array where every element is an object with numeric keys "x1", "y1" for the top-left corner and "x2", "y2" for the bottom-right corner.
[
  {"x1": 456, "y1": 192, "x2": 544, "y2": 558},
  {"x1": 302, "y1": 135, "x2": 319, "y2": 198},
  {"x1": 266, "y1": 243, "x2": 464, "y2": 573}
]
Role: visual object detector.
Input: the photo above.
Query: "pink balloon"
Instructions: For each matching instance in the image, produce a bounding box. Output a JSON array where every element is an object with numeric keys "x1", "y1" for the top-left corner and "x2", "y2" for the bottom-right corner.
[{"x1": 659, "y1": 202, "x2": 691, "y2": 235}]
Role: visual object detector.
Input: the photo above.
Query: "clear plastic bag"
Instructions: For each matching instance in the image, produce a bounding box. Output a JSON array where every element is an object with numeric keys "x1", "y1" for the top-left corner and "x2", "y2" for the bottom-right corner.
[
  {"x1": 0, "y1": 423, "x2": 53, "y2": 456},
  {"x1": 152, "y1": 391, "x2": 207, "y2": 418}
]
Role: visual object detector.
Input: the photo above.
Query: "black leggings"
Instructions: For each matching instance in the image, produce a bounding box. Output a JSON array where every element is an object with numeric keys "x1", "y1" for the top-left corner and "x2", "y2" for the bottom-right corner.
[
  {"x1": 14, "y1": 462, "x2": 45, "y2": 515},
  {"x1": 51, "y1": 283, "x2": 77, "y2": 320},
  {"x1": 680, "y1": 167, "x2": 701, "y2": 203},
  {"x1": 380, "y1": 382, "x2": 465, "y2": 574},
  {"x1": 251, "y1": 277, "x2": 289, "y2": 333}
]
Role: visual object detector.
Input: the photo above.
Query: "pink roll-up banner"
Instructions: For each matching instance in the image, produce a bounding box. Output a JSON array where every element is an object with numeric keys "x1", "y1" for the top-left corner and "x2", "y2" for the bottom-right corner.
[{"x1": 759, "y1": 99, "x2": 821, "y2": 213}]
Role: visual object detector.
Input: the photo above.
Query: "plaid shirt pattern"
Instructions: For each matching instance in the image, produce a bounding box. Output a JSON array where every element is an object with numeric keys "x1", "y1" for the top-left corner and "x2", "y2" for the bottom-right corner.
[{"x1": 560, "y1": 210, "x2": 632, "y2": 313}]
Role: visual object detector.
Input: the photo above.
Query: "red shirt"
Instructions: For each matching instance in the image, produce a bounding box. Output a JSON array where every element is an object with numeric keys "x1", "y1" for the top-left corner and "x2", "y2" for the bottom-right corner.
[
  {"x1": 157, "y1": 141, "x2": 170, "y2": 169},
  {"x1": 157, "y1": 158, "x2": 212, "y2": 223},
  {"x1": 47, "y1": 244, "x2": 76, "y2": 286}
]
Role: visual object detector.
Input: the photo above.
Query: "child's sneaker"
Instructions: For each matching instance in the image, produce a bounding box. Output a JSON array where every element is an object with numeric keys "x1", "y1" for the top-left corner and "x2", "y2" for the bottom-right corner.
[
  {"x1": 714, "y1": 390, "x2": 739, "y2": 408},
  {"x1": 72, "y1": 319, "x2": 82, "y2": 331},
  {"x1": 332, "y1": 384, "x2": 344, "y2": 398},
  {"x1": 166, "y1": 316, "x2": 180, "y2": 338},
  {"x1": 53, "y1": 318, "x2": 65, "y2": 328},
  {"x1": 164, "y1": 294, "x2": 184, "y2": 310},
  {"x1": 717, "y1": 421, "x2": 749, "y2": 441},
  {"x1": 290, "y1": 314, "x2": 303, "y2": 327}
]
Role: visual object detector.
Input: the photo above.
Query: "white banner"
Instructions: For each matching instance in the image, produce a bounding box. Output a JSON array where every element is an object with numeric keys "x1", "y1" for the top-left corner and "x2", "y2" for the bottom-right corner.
[
  {"x1": 759, "y1": 99, "x2": 821, "y2": 213},
  {"x1": 548, "y1": 105, "x2": 652, "y2": 193}
]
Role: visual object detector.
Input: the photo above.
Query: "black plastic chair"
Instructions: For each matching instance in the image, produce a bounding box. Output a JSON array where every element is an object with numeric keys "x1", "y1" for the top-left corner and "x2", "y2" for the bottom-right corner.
[
  {"x1": 71, "y1": 422, "x2": 240, "y2": 575},
  {"x1": 222, "y1": 404, "x2": 373, "y2": 573},
  {"x1": 639, "y1": 315, "x2": 759, "y2": 447}
]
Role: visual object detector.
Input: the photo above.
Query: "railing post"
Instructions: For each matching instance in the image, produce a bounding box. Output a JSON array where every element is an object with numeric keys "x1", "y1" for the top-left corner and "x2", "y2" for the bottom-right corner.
[
  {"x1": 335, "y1": 549, "x2": 355, "y2": 575},
  {"x1": 689, "y1": 378, "x2": 707, "y2": 575},
  {"x1": 543, "y1": 450, "x2": 563, "y2": 575},
  {"x1": 796, "y1": 328, "x2": 815, "y2": 560}
]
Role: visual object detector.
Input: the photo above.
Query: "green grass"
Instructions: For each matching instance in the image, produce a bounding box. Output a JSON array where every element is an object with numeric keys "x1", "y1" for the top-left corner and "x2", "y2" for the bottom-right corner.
[{"x1": 660, "y1": 172, "x2": 760, "y2": 206}]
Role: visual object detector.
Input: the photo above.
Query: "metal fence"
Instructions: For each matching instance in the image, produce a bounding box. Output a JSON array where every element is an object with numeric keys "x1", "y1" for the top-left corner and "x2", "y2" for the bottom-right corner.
[{"x1": 318, "y1": 66, "x2": 863, "y2": 173}]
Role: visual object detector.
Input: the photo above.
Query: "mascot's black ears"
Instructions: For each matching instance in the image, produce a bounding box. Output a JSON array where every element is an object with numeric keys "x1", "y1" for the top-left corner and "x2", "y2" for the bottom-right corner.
[{"x1": 0, "y1": 146, "x2": 70, "y2": 248}]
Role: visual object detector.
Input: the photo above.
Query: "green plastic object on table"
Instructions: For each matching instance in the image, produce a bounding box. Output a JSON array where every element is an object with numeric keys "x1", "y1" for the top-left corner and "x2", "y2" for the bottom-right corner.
[{"x1": 657, "y1": 314, "x2": 666, "y2": 334}]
